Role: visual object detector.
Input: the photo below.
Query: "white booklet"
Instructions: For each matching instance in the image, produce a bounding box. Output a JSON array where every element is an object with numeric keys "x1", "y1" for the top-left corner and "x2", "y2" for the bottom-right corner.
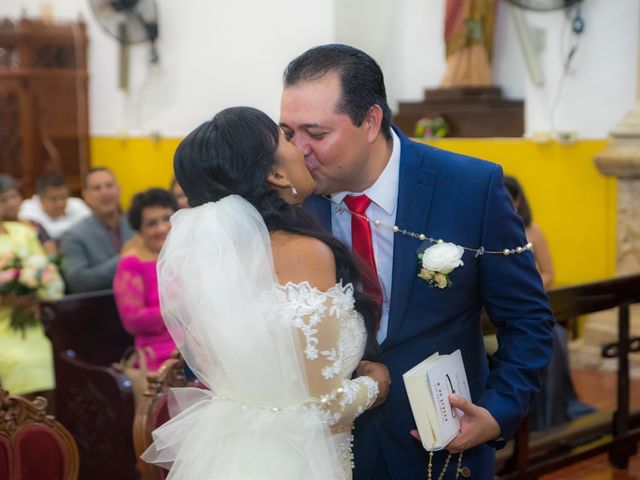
[{"x1": 402, "y1": 349, "x2": 471, "y2": 451}]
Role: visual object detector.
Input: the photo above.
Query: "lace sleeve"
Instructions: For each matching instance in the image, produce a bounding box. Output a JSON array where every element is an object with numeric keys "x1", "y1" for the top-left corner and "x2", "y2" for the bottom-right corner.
[{"x1": 282, "y1": 283, "x2": 379, "y2": 433}]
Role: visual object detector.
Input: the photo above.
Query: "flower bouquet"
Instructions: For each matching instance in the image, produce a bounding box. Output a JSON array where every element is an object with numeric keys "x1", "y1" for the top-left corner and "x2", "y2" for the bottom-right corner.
[
  {"x1": 414, "y1": 116, "x2": 449, "y2": 139},
  {"x1": 0, "y1": 251, "x2": 64, "y2": 335}
]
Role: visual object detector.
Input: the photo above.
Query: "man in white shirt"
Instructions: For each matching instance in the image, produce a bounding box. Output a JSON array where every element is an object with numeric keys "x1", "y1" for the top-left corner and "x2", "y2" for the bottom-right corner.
[{"x1": 20, "y1": 172, "x2": 91, "y2": 241}]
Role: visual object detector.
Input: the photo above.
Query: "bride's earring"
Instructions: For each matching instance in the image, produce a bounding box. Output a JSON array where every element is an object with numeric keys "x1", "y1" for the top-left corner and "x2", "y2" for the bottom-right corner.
[{"x1": 290, "y1": 185, "x2": 298, "y2": 197}]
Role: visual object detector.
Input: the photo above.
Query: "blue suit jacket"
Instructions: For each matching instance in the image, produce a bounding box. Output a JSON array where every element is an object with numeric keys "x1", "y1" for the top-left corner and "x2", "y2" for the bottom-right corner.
[{"x1": 305, "y1": 128, "x2": 554, "y2": 479}]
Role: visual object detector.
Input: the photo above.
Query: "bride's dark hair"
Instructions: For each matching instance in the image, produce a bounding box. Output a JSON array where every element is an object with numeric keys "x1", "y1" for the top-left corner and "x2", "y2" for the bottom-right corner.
[{"x1": 174, "y1": 106, "x2": 379, "y2": 358}]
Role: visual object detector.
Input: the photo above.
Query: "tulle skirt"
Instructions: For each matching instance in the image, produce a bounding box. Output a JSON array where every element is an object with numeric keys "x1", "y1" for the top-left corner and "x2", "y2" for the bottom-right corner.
[{"x1": 141, "y1": 387, "x2": 350, "y2": 480}]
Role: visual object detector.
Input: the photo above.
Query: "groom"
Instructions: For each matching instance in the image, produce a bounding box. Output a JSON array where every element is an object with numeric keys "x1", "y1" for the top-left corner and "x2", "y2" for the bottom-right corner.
[{"x1": 280, "y1": 44, "x2": 554, "y2": 479}]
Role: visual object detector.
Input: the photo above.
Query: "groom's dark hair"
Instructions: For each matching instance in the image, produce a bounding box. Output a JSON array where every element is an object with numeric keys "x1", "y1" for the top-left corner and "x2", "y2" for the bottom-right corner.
[{"x1": 283, "y1": 44, "x2": 392, "y2": 141}]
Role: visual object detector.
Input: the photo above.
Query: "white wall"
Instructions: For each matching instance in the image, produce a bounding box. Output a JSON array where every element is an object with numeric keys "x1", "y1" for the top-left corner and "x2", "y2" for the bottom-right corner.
[
  {"x1": 334, "y1": 0, "x2": 397, "y2": 102},
  {"x1": 2, "y1": 0, "x2": 334, "y2": 136},
  {"x1": 336, "y1": 0, "x2": 638, "y2": 139},
  {"x1": 334, "y1": 0, "x2": 448, "y2": 111},
  {"x1": 2, "y1": 0, "x2": 638, "y2": 138},
  {"x1": 335, "y1": 1, "x2": 525, "y2": 114},
  {"x1": 519, "y1": 0, "x2": 639, "y2": 138}
]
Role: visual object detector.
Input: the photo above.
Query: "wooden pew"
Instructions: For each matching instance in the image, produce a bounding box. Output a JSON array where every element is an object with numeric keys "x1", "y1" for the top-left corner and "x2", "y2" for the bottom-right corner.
[
  {"x1": 0, "y1": 388, "x2": 80, "y2": 480},
  {"x1": 40, "y1": 290, "x2": 137, "y2": 480},
  {"x1": 132, "y1": 351, "x2": 195, "y2": 480},
  {"x1": 495, "y1": 274, "x2": 640, "y2": 478}
]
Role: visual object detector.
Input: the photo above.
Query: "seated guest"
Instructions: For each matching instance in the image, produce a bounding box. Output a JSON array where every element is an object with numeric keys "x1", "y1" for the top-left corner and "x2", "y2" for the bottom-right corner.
[
  {"x1": 60, "y1": 168, "x2": 134, "y2": 293},
  {"x1": 170, "y1": 177, "x2": 190, "y2": 209},
  {"x1": 19, "y1": 172, "x2": 91, "y2": 242},
  {"x1": 0, "y1": 174, "x2": 55, "y2": 255},
  {"x1": 0, "y1": 190, "x2": 64, "y2": 396},
  {"x1": 113, "y1": 188, "x2": 177, "y2": 371},
  {"x1": 504, "y1": 175, "x2": 594, "y2": 430},
  {"x1": 504, "y1": 175, "x2": 554, "y2": 288}
]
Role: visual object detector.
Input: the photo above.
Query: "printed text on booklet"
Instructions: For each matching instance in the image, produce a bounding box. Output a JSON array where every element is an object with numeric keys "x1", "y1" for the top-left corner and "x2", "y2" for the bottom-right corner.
[{"x1": 402, "y1": 349, "x2": 471, "y2": 451}]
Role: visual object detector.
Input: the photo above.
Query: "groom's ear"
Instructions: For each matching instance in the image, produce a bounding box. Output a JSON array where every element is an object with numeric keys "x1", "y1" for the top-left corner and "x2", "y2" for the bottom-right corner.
[
  {"x1": 266, "y1": 169, "x2": 291, "y2": 190},
  {"x1": 365, "y1": 105, "x2": 384, "y2": 142}
]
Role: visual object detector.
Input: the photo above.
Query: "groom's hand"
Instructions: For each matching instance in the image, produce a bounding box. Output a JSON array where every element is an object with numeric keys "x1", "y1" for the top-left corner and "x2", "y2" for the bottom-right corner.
[
  {"x1": 356, "y1": 360, "x2": 390, "y2": 408},
  {"x1": 445, "y1": 394, "x2": 501, "y2": 452}
]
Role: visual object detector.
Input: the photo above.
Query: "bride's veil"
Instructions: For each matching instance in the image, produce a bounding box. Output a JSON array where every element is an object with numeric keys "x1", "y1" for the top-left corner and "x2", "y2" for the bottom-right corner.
[{"x1": 141, "y1": 195, "x2": 343, "y2": 479}]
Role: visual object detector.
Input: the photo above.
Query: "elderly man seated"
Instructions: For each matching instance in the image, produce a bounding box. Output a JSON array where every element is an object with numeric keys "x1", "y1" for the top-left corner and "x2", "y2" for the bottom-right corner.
[{"x1": 60, "y1": 167, "x2": 134, "y2": 293}]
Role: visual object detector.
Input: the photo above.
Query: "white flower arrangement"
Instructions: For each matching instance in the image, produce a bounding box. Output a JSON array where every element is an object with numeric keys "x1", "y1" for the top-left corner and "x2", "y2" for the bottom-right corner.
[
  {"x1": 417, "y1": 242, "x2": 465, "y2": 289},
  {"x1": 0, "y1": 252, "x2": 63, "y2": 334}
]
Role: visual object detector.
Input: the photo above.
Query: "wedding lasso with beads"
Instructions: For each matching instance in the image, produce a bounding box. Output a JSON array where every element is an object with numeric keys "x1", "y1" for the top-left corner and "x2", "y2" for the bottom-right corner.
[
  {"x1": 325, "y1": 196, "x2": 533, "y2": 257},
  {"x1": 428, "y1": 451, "x2": 468, "y2": 480}
]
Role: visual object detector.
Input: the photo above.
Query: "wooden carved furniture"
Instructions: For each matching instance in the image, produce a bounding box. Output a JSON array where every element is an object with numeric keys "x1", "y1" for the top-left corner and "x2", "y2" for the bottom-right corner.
[
  {"x1": 40, "y1": 290, "x2": 137, "y2": 480},
  {"x1": 0, "y1": 17, "x2": 89, "y2": 196},
  {"x1": 393, "y1": 86, "x2": 524, "y2": 138},
  {"x1": 494, "y1": 274, "x2": 640, "y2": 478},
  {"x1": 133, "y1": 351, "x2": 198, "y2": 480},
  {"x1": 0, "y1": 388, "x2": 79, "y2": 480}
]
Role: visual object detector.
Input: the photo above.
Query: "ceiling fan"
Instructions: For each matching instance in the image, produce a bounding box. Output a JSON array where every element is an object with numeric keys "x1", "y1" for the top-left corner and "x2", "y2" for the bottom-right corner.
[{"x1": 89, "y1": 0, "x2": 160, "y2": 91}]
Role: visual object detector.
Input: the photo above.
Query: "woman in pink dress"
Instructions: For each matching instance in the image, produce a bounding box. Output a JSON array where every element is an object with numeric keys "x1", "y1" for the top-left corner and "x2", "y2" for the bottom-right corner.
[{"x1": 113, "y1": 188, "x2": 178, "y2": 371}]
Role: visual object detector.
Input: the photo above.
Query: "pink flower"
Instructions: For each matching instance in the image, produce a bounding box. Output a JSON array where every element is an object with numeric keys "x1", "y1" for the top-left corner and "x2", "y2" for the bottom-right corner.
[
  {"x1": 19, "y1": 267, "x2": 39, "y2": 289},
  {"x1": 0, "y1": 268, "x2": 19, "y2": 285},
  {"x1": 42, "y1": 263, "x2": 61, "y2": 286}
]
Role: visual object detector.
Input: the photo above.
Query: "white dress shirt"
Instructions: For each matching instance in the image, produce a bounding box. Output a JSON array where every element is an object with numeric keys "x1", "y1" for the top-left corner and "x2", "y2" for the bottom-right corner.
[
  {"x1": 19, "y1": 195, "x2": 91, "y2": 240},
  {"x1": 331, "y1": 129, "x2": 401, "y2": 344}
]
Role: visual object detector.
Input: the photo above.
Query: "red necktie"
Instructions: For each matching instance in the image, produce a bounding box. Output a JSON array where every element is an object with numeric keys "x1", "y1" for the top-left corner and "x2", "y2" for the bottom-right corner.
[{"x1": 343, "y1": 195, "x2": 383, "y2": 312}]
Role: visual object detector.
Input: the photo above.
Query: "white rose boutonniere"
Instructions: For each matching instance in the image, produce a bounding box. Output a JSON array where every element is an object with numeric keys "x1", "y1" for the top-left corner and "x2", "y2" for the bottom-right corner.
[{"x1": 417, "y1": 242, "x2": 464, "y2": 289}]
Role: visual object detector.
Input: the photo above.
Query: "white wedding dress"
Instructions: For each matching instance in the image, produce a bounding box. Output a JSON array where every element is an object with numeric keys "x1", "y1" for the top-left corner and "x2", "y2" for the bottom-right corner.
[{"x1": 141, "y1": 195, "x2": 378, "y2": 479}]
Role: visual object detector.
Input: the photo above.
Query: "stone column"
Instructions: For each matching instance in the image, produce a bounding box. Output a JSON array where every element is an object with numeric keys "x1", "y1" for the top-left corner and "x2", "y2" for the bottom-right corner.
[
  {"x1": 570, "y1": 5, "x2": 640, "y2": 375},
  {"x1": 578, "y1": 109, "x2": 640, "y2": 376},
  {"x1": 594, "y1": 108, "x2": 640, "y2": 275},
  {"x1": 594, "y1": 5, "x2": 640, "y2": 275}
]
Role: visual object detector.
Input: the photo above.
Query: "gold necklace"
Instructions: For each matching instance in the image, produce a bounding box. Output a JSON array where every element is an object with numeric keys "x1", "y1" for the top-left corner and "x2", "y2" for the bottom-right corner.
[{"x1": 325, "y1": 196, "x2": 533, "y2": 258}]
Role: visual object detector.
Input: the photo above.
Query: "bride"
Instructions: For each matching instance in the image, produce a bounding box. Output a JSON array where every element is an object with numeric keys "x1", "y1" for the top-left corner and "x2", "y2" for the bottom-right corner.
[{"x1": 141, "y1": 106, "x2": 390, "y2": 479}]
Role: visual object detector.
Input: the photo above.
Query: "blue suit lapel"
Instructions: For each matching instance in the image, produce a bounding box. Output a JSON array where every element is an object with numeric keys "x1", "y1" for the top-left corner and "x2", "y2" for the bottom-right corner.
[{"x1": 385, "y1": 131, "x2": 437, "y2": 346}]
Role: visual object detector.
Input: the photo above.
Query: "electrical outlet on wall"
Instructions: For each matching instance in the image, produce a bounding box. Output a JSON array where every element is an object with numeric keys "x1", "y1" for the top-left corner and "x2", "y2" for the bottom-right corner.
[{"x1": 557, "y1": 131, "x2": 578, "y2": 143}]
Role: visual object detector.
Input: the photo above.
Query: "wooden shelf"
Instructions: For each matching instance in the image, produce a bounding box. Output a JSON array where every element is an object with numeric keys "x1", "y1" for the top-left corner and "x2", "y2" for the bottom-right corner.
[
  {"x1": 394, "y1": 86, "x2": 524, "y2": 138},
  {"x1": 0, "y1": 20, "x2": 88, "y2": 44},
  {"x1": 48, "y1": 128, "x2": 89, "y2": 139},
  {"x1": 0, "y1": 17, "x2": 90, "y2": 197},
  {"x1": 0, "y1": 69, "x2": 89, "y2": 78}
]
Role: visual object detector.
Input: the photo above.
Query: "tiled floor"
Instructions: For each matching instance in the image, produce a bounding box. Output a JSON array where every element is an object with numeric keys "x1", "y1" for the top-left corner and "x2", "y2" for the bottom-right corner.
[
  {"x1": 539, "y1": 368, "x2": 640, "y2": 480},
  {"x1": 540, "y1": 454, "x2": 640, "y2": 480}
]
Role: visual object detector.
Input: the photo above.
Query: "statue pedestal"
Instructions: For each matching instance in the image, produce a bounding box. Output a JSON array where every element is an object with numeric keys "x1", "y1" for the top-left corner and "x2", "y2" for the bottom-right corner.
[{"x1": 393, "y1": 86, "x2": 524, "y2": 138}]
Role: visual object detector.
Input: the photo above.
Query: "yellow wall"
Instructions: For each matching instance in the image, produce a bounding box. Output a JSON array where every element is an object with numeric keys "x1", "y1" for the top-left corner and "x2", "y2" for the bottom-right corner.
[
  {"x1": 90, "y1": 136, "x2": 180, "y2": 209},
  {"x1": 91, "y1": 136, "x2": 617, "y2": 286},
  {"x1": 421, "y1": 138, "x2": 616, "y2": 286}
]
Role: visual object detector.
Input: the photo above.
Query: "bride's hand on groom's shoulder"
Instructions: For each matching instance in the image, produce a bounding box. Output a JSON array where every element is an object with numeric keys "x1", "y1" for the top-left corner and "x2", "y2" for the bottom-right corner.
[{"x1": 357, "y1": 360, "x2": 391, "y2": 408}]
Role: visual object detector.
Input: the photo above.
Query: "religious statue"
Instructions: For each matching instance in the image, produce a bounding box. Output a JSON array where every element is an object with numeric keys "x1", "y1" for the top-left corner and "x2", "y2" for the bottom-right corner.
[{"x1": 441, "y1": 0, "x2": 497, "y2": 87}]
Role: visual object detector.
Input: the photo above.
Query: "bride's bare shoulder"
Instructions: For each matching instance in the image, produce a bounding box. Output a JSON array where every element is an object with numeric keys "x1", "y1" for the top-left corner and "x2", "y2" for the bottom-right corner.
[{"x1": 270, "y1": 231, "x2": 336, "y2": 290}]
